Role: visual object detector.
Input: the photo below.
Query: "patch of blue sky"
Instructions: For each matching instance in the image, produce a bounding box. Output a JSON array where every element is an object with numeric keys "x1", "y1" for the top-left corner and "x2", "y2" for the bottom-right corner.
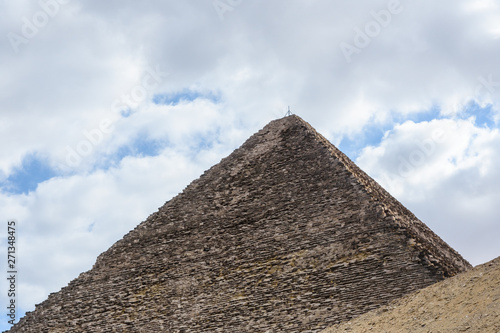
[
  {"x1": 0, "y1": 154, "x2": 57, "y2": 195},
  {"x1": 95, "y1": 135, "x2": 167, "y2": 171},
  {"x1": 339, "y1": 106, "x2": 444, "y2": 160},
  {"x1": 87, "y1": 221, "x2": 96, "y2": 232},
  {"x1": 389, "y1": 102, "x2": 496, "y2": 128},
  {"x1": 115, "y1": 135, "x2": 164, "y2": 159},
  {"x1": 120, "y1": 108, "x2": 134, "y2": 118},
  {"x1": 0, "y1": 306, "x2": 24, "y2": 331},
  {"x1": 153, "y1": 89, "x2": 220, "y2": 106},
  {"x1": 461, "y1": 101, "x2": 495, "y2": 128},
  {"x1": 338, "y1": 121, "x2": 394, "y2": 160},
  {"x1": 403, "y1": 105, "x2": 443, "y2": 124}
]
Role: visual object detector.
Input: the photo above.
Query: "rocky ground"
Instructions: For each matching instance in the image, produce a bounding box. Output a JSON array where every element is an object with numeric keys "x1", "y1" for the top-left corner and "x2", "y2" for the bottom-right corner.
[{"x1": 322, "y1": 256, "x2": 500, "y2": 333}]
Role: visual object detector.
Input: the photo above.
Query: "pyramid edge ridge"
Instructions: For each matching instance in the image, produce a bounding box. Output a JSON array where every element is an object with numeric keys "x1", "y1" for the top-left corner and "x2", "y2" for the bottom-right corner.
[{"x1": 289, "y1": 115, "x2": 472, "y2": 274}]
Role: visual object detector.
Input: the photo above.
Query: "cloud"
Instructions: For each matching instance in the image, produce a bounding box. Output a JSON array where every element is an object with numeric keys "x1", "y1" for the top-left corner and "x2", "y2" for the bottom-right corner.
[
  {"x1": 0, "y1": 145, "x2": 231, "y2": 311},
  {"x1": 357, "y1": 115, "x2": 500, "y2": 265},
  {"x1": 1, "y1": 1, "x2": 500, "y2": 325}
]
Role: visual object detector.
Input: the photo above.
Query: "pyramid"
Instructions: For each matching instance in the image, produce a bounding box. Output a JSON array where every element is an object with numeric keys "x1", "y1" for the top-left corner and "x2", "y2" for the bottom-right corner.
[{"x1": 8, "y1": 115, "x2": 470, "y2": 332}]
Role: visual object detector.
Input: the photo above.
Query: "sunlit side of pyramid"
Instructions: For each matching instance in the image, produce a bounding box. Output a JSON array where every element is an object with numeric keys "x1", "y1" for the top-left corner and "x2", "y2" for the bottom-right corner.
[{"x1": 8, "y1": 115, "x2": 470, "y2": 332}]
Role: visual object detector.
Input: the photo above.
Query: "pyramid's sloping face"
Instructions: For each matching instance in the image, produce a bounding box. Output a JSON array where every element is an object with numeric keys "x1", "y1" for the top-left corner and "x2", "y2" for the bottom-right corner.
[{"x1": 10, "y1": 116, "x2": 470, "y2": 333}]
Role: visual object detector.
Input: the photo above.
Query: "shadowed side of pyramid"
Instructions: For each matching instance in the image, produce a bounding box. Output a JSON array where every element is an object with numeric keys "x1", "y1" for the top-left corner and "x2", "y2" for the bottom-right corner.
[{"x1": 8, "y1": 115, "x2": 470, "y2": 333}]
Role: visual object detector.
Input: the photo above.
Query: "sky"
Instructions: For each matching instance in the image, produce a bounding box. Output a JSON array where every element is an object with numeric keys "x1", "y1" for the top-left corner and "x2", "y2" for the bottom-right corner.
[{"x1": 1, "y1": 0, "x2": 500, "y2": 329}]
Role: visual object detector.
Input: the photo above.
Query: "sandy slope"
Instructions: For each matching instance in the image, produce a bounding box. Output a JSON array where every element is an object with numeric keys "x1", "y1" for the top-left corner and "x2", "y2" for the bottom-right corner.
[{"x1": 322, "y1": 256, "x2": 500, "y2": 333}]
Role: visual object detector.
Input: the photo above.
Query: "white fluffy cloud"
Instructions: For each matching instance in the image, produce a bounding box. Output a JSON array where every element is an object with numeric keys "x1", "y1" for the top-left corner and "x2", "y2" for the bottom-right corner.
[
  {"x1": 1, "y1": 0, "x2": 499, "y2": 326},
  {"x1": 1, "y1": 146, "x2": 224, "y2": 310},
  {"x1": 357, "y1": 118, "x2": 500, "y2": 265}
]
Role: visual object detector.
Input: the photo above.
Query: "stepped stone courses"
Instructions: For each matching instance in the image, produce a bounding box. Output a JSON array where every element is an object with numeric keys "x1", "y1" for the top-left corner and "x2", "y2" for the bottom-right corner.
[{"x1": 8, "y1": 115, "x2": 471, "y2": 332}]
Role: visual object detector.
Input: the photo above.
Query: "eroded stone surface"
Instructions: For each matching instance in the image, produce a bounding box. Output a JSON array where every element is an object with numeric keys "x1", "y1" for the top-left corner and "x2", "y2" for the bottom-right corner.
[{"x1": 8, "y1": 115, "x2": 470, "y2": 333}]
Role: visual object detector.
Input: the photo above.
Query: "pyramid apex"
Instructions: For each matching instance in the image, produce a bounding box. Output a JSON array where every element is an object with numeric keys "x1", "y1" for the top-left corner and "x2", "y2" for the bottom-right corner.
[{"x1": 8, "y1": 115, "x2": 471, "y2": 333}]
